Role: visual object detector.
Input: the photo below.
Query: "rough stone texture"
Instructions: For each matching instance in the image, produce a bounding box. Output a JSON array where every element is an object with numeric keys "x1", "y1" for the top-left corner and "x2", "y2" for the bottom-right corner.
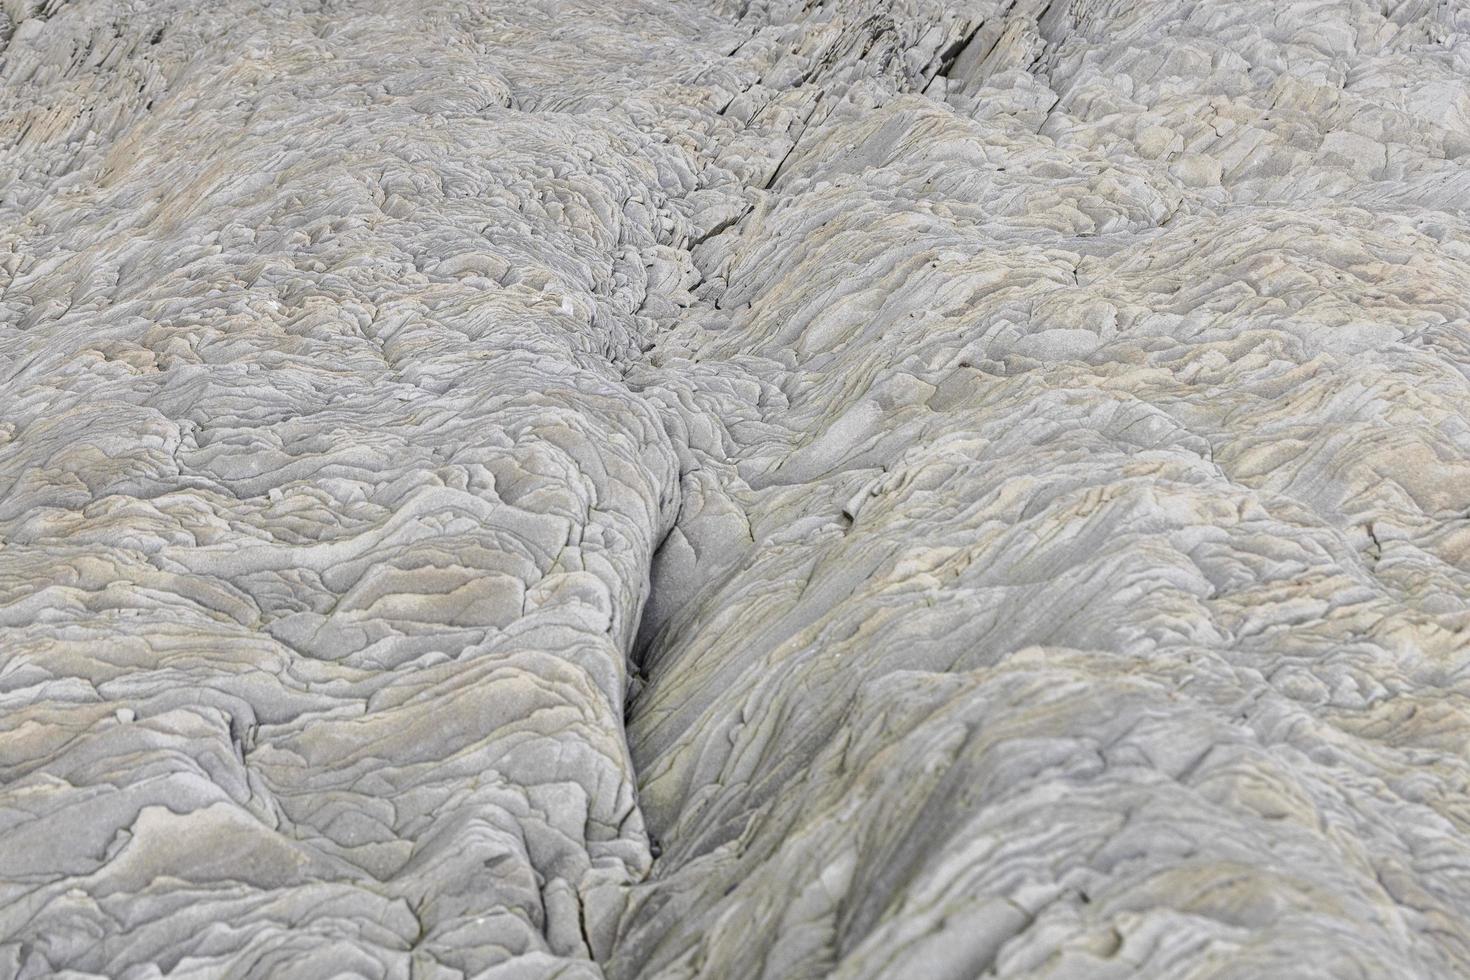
[{"x1": 2, "y1": 0, "x2": 1469, "y2": 977}]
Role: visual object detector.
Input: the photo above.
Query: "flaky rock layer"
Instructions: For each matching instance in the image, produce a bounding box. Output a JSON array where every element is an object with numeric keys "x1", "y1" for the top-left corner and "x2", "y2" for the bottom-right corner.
[{"x1": 2, "y1": 0, "x2": 1469, "y2": 977}]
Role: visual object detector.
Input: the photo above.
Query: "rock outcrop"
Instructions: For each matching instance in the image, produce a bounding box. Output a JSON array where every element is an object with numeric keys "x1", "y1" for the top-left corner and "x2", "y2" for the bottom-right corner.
[{"x1": 2, "y1": 0, "x2": 1469, "y2": 977}]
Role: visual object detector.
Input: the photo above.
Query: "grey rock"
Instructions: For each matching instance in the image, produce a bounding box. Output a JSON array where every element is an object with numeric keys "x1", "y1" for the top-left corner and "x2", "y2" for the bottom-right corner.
[{"x1": 1, "y1": 0, "x2": 1468, "y2": 977}]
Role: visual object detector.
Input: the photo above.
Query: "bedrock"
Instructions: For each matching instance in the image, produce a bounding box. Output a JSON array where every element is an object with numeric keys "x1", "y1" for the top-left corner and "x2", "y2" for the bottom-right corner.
[{"x1": 1, "y1": 0, "x2": 1469, "y2": 977}]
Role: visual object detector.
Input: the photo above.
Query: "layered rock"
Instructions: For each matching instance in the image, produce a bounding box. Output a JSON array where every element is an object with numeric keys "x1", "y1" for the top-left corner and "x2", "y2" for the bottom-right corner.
[{"x1": 1, "y1": 0, "x2": 1468, "y2": 977}]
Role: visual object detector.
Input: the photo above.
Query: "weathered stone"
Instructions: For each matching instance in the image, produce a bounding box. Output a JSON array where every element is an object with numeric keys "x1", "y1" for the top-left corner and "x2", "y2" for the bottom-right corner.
[{"x1": 1, "y1": 0, "x2": 1468, "y2": 977}]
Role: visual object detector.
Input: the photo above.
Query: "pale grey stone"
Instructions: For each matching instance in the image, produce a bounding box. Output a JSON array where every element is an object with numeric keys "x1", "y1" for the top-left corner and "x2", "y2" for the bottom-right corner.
[{"x1": 1, "y1": 0, "x2": 1468, "y2": 977}]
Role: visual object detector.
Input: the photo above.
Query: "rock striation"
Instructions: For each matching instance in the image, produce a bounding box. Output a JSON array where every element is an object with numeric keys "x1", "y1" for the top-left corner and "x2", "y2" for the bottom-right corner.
[{"x1": 1, "y1": 0, "x2": 1469, "y2": 977}]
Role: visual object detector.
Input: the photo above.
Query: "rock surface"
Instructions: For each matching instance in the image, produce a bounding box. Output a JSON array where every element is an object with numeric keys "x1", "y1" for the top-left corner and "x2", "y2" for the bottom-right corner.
[{"x1": 2, "y1": 0, "x2": 1470, "y2": 976}]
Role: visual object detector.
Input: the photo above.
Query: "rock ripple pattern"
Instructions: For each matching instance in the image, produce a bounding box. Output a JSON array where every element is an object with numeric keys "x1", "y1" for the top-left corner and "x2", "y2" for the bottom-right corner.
[{"x1": 1, "y1": 0, "x2": 1469, "y2": 977}]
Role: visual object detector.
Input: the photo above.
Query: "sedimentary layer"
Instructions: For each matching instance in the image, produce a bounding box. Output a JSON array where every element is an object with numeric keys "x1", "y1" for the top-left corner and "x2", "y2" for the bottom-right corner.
[{"x1": 2, "y1": 0, "x2": 1469, "y2": 977}]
